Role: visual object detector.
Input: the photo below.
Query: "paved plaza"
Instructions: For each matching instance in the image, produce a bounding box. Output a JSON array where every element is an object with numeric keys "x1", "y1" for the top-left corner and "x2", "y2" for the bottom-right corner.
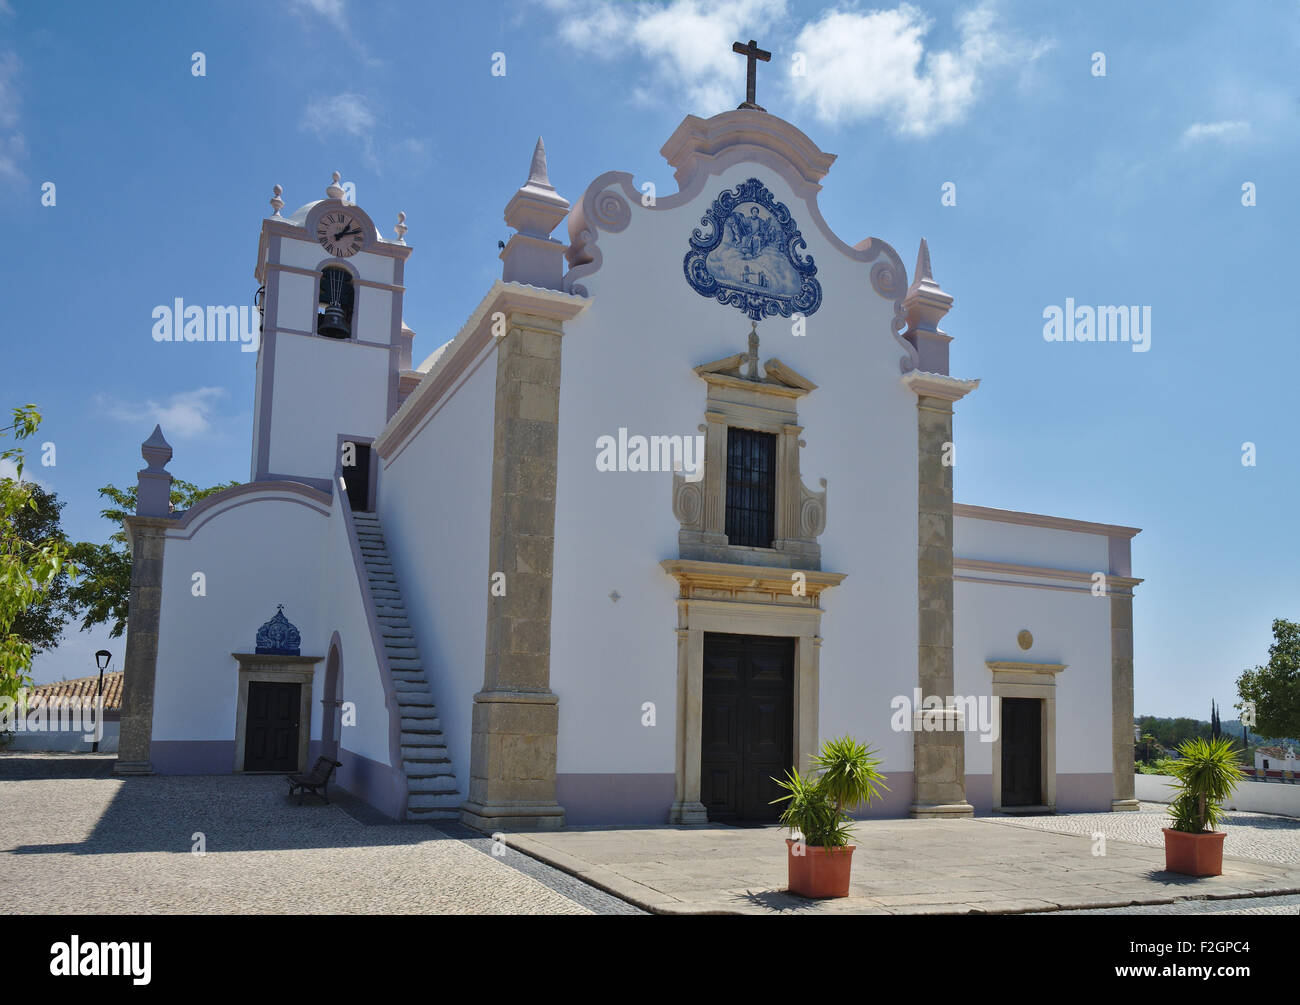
[
  {"x1": 501, "y1": 808, "x2": 1300, "y2": 915},
  {"x1": 0, "y1": 754, "x2": 631, "y2": 915},
  {"x1": 4, "y1": 754, "x2": 1297, "y2": 916}
]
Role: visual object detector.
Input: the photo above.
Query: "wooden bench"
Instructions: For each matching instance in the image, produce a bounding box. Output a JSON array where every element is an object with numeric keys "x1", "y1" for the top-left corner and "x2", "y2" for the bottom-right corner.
[{"x1": 287, "y1": 756, "x2": 342, "y2": 805}]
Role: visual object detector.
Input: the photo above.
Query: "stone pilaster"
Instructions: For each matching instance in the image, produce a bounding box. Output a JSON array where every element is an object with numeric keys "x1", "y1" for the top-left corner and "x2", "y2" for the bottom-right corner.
[
  {"x1": 113, "y1": 518, "x2": 170, "y2": 775},
  {"x1": 1110, "y1": 590, "x2": 1139, "y2": 810},
  {"x1": 461, "y1": 309, "x2": 567, "y2": 831},
  {"x1": 911, "y1": 393, "x2": 973, "y2": 817}
]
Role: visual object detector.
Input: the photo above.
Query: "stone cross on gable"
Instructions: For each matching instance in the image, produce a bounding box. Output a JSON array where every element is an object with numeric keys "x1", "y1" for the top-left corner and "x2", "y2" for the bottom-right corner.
[{"x1": 732, "y1": 38, "x2": 772, "y2": 111}]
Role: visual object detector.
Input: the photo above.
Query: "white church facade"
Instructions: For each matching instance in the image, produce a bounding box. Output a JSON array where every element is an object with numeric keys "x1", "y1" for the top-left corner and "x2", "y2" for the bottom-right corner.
[{"x1": 114, "y1": 103, "x2": 1142, "y2": 829}]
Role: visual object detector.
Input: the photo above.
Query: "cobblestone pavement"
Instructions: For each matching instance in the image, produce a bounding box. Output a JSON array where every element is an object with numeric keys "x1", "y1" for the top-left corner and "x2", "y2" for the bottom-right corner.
[
  {"x1": 989, "y1": 803, "x2": 1300, "y2": 866},
  {"x1": 0, "y1": 753, "x2": 640, "y2": 915}
]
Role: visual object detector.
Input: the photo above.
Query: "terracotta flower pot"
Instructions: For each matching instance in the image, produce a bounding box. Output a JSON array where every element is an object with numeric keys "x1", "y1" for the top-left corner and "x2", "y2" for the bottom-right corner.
[
  {"x1": 1162, "y1": 828, "x2": 1225, "y2": 877},
  {"x1": 786, "y1": 838, "x2": 855, "y2": 898}
]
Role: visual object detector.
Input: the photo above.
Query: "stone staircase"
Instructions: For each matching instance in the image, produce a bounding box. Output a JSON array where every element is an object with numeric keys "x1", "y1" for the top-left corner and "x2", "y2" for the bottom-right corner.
[{"x1": 352, "y1": 512, "x2": 460, "y2": 822}]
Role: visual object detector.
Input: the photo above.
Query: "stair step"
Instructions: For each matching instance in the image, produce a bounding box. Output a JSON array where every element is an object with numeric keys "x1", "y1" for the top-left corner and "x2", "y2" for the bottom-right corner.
[
  {"x1": 408, "y1": 776, "x2": 459, "y2": 795},
  {"x1": 401, "y1": 730, "x2": 447, "y2": 745},
  {"x1": 407, "y1": 792, "x2": 461, "y2": 809},
  {"x1": 397, "y1": 700, "x2": 437, "y2": 715},
  {"x1": 401, "y1": 745, "x2": 449, "y2": 761},
  {"x1": 405, "y1": 807, "x2": 459, "y2": 821},
  {"x1": 393, "y1": 680, "x2": 428, "y2": 692},
  {"x1": 401, "y1": 717, "x2": 443, "y2": 732},
  {"x1": 404, "y1": 760, "x2": 454, "y2": 776},
  {"x1": 391, "y1": 670, "x2": 427, "y2": 681}
]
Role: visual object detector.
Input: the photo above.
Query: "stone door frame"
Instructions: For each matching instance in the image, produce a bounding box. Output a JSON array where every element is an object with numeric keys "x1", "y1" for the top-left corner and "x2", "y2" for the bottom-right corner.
[
  {"x1": 661, "y1": 560, "x2": 845, "y2": 824},
  {"x1": 987, "y1": 661, "x2": 1065, "y2": 813},
  {"x1": 232, "y1": 653, "x2": 322, "y2": 774}
]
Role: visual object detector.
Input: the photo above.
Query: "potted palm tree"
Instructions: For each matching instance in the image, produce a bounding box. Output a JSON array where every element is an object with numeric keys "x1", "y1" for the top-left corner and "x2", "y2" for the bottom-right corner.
[
  {"x1": 771, "y1": 736, "x2": 888, "y2": 898},
  {"x1": 1162, "y1": 736, "x2": 1244, "y2": 877}
]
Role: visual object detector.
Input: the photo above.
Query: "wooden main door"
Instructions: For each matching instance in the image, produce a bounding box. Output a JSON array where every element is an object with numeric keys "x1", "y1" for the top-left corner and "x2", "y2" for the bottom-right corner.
[
  {"x1": 243, "y1": 681, "x2": 301, "y2": 772},
  {"x1": 1000, "y1": 697, "x2": 1042, "y2": 807},
  {"x1": 701, "y1": 633, "x2": 794, "y2": 822}
]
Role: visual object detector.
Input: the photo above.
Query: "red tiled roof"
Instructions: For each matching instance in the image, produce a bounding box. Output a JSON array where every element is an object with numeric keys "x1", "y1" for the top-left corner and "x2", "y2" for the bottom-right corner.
[{"x1": 28, "y1": 671, "x2": 123, "y2": 711}]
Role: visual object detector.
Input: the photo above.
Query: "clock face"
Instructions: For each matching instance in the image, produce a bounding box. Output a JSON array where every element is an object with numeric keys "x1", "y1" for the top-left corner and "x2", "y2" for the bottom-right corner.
[{"x1": 315, "y1": 209, "x2": 366, "y2": 257}]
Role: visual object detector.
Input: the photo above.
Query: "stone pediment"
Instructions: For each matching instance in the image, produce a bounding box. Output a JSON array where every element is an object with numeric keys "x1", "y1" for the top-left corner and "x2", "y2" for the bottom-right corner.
[{"x1": 693, "y1": 352, "x2": 816, "y2": 398}]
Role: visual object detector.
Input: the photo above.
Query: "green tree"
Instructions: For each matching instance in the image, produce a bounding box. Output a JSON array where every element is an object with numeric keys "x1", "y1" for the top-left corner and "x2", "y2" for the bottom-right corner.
[
  {"x1": 1236, "y1": 618, "x2": 1300, "y2": 740},
  {"x1": 9, "y1": 484, "x2": 78, "y2": 654},
  {"x1": 1, "y1": 405, "x2": 75, "y2": 703},
  {"x1": 68, "y1": 478, "x2": 237, "y2": 638}
]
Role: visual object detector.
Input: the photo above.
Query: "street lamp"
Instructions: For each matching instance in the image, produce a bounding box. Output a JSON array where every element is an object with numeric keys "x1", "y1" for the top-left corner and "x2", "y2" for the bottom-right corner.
[{"x1": 93, "y1": 650, "x2": 111, "y2": 753}]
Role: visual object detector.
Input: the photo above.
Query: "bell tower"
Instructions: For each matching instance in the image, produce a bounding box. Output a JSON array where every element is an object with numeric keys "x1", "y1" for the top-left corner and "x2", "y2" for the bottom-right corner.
[{"x1": 250, "y1": 173, "x2": 414, "y2": 499}]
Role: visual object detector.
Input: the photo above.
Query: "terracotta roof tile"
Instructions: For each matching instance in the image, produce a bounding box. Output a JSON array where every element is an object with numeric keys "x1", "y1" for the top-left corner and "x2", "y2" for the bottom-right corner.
[{"x1": 28, "y1": 672, "x2": 123, "y2": 711}]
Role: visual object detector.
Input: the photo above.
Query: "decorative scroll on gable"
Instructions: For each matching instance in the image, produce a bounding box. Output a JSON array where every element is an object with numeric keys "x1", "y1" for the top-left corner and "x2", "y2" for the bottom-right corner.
[{"x1": 672, "y1": 323, "x2": 828, "y2": 571}]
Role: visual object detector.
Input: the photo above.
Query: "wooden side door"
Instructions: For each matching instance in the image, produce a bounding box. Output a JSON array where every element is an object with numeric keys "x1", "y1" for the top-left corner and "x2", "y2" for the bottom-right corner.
[
  {"x1": 1001, "y1": 697, "x2": 1042, "y2": 807},
  {"x1": 244, "y1": 681, "x2": 301, "y2": 772}
]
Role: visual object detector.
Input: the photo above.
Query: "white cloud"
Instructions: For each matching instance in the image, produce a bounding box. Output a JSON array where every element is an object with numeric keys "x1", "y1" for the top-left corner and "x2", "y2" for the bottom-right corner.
[
  {"x1": 97, "y1": 387, "x2": 227, "y2": 440},
  {"x1": 789, "y1": 2, "x2": 1048, "y2": 136},
  {"x1": 0, "y1": 455, "x2": 51, "y2": 490},
  {"x1": 304, "y1": 92, "x2": 374, "y2": 139},
  {"x1": 555, "y1": 0, "x2": 788, "y2": 115},
  {"x1": 546, "y1": 0, "x2": 1047, "y2": 136},
  {"x1": 0, "y1": 50, "x2": 25, "y2": 187},
  {"x1": 1181, "y1": 120, "x2": 1251, "y2": 146},
  {"x1": 0, "y1": 131, "x2": 27, "y2": 183},
  {"x1": 0, "y1": 50, "x2": 20, "y2": 129},
  {"x1": 289, "y1": 0, "x2": 348, "y2": 32}
]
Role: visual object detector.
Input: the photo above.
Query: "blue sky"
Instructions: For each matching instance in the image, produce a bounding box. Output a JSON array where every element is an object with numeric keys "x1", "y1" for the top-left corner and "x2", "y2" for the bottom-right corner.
[{"x1": 2, "y1": 0, "x2": 1296, "y2": 720}]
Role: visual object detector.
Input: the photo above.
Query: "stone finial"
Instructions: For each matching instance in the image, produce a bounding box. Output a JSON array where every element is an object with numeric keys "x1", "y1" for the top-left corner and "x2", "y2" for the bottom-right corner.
[
  {"x1": 270, "y1": 184, "x2": 284, "y2": 217},
  {"x1": 136, "y1": 425, "x2": 174, "y2": 517},
  {"x1": 527, "y1": 136, "x2": 551, "y2": 188},
  {"x1": 746, "y1": 321, "x2": 760, "y2": 380},
  {"x1": 902, "y1": 237, "x2": 955, "y2": 375},
  {"x1": 394, "y1": 211, "x2": 407, "y2": 244},
  {"x1": 501, "y1": 135, "x2": 571, "y2": 289},
  {"x1": 326, "y1": 171, "x2": 345, "y2": 200}
]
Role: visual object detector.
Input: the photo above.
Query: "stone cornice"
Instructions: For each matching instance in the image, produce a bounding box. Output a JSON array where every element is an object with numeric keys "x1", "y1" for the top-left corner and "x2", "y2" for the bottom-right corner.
[
  {"x1": 986, "y1": 661, "x2": 1067, "y2": 675},
  {"x1": 954, "y1": 503, "x2": 1141, "y2": 540},
  {"x1": 901, "y1": 370, "x2": 980, "y2": 402},
  {"x1": 660, "y1": 558, "x2": 846, "y2": 599},
  {"x1": 375, "y1": 281, "x2": 587, "y2": 461},
  {"x1": 953, "y1": 556, "x2": 1143, "y2": 589}
]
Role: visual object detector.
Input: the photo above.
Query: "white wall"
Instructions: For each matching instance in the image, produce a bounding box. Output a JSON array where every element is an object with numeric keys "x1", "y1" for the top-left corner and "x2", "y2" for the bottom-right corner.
[
  {"x1": 153, "y1": 493, "x2": 330, "y2": 745},
  {"x1": 954, "y1": 515, "x2": 1109, "y2": 572},
  {"x1": 955, "y1": 575, "x2": 1113, "y2": 776},
  {"x1": 550, "y1": 164, "x2": 918, "y2": 775},
  {"x1": 378, "y1": 344, "x2": 496, "y2": 794},
  {"x1": 267, "y1": 333, "x2": 390, "y2": 478},
  {"x1": 1137, "y1": 773, "x2": 1300, "y2": 818}
]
